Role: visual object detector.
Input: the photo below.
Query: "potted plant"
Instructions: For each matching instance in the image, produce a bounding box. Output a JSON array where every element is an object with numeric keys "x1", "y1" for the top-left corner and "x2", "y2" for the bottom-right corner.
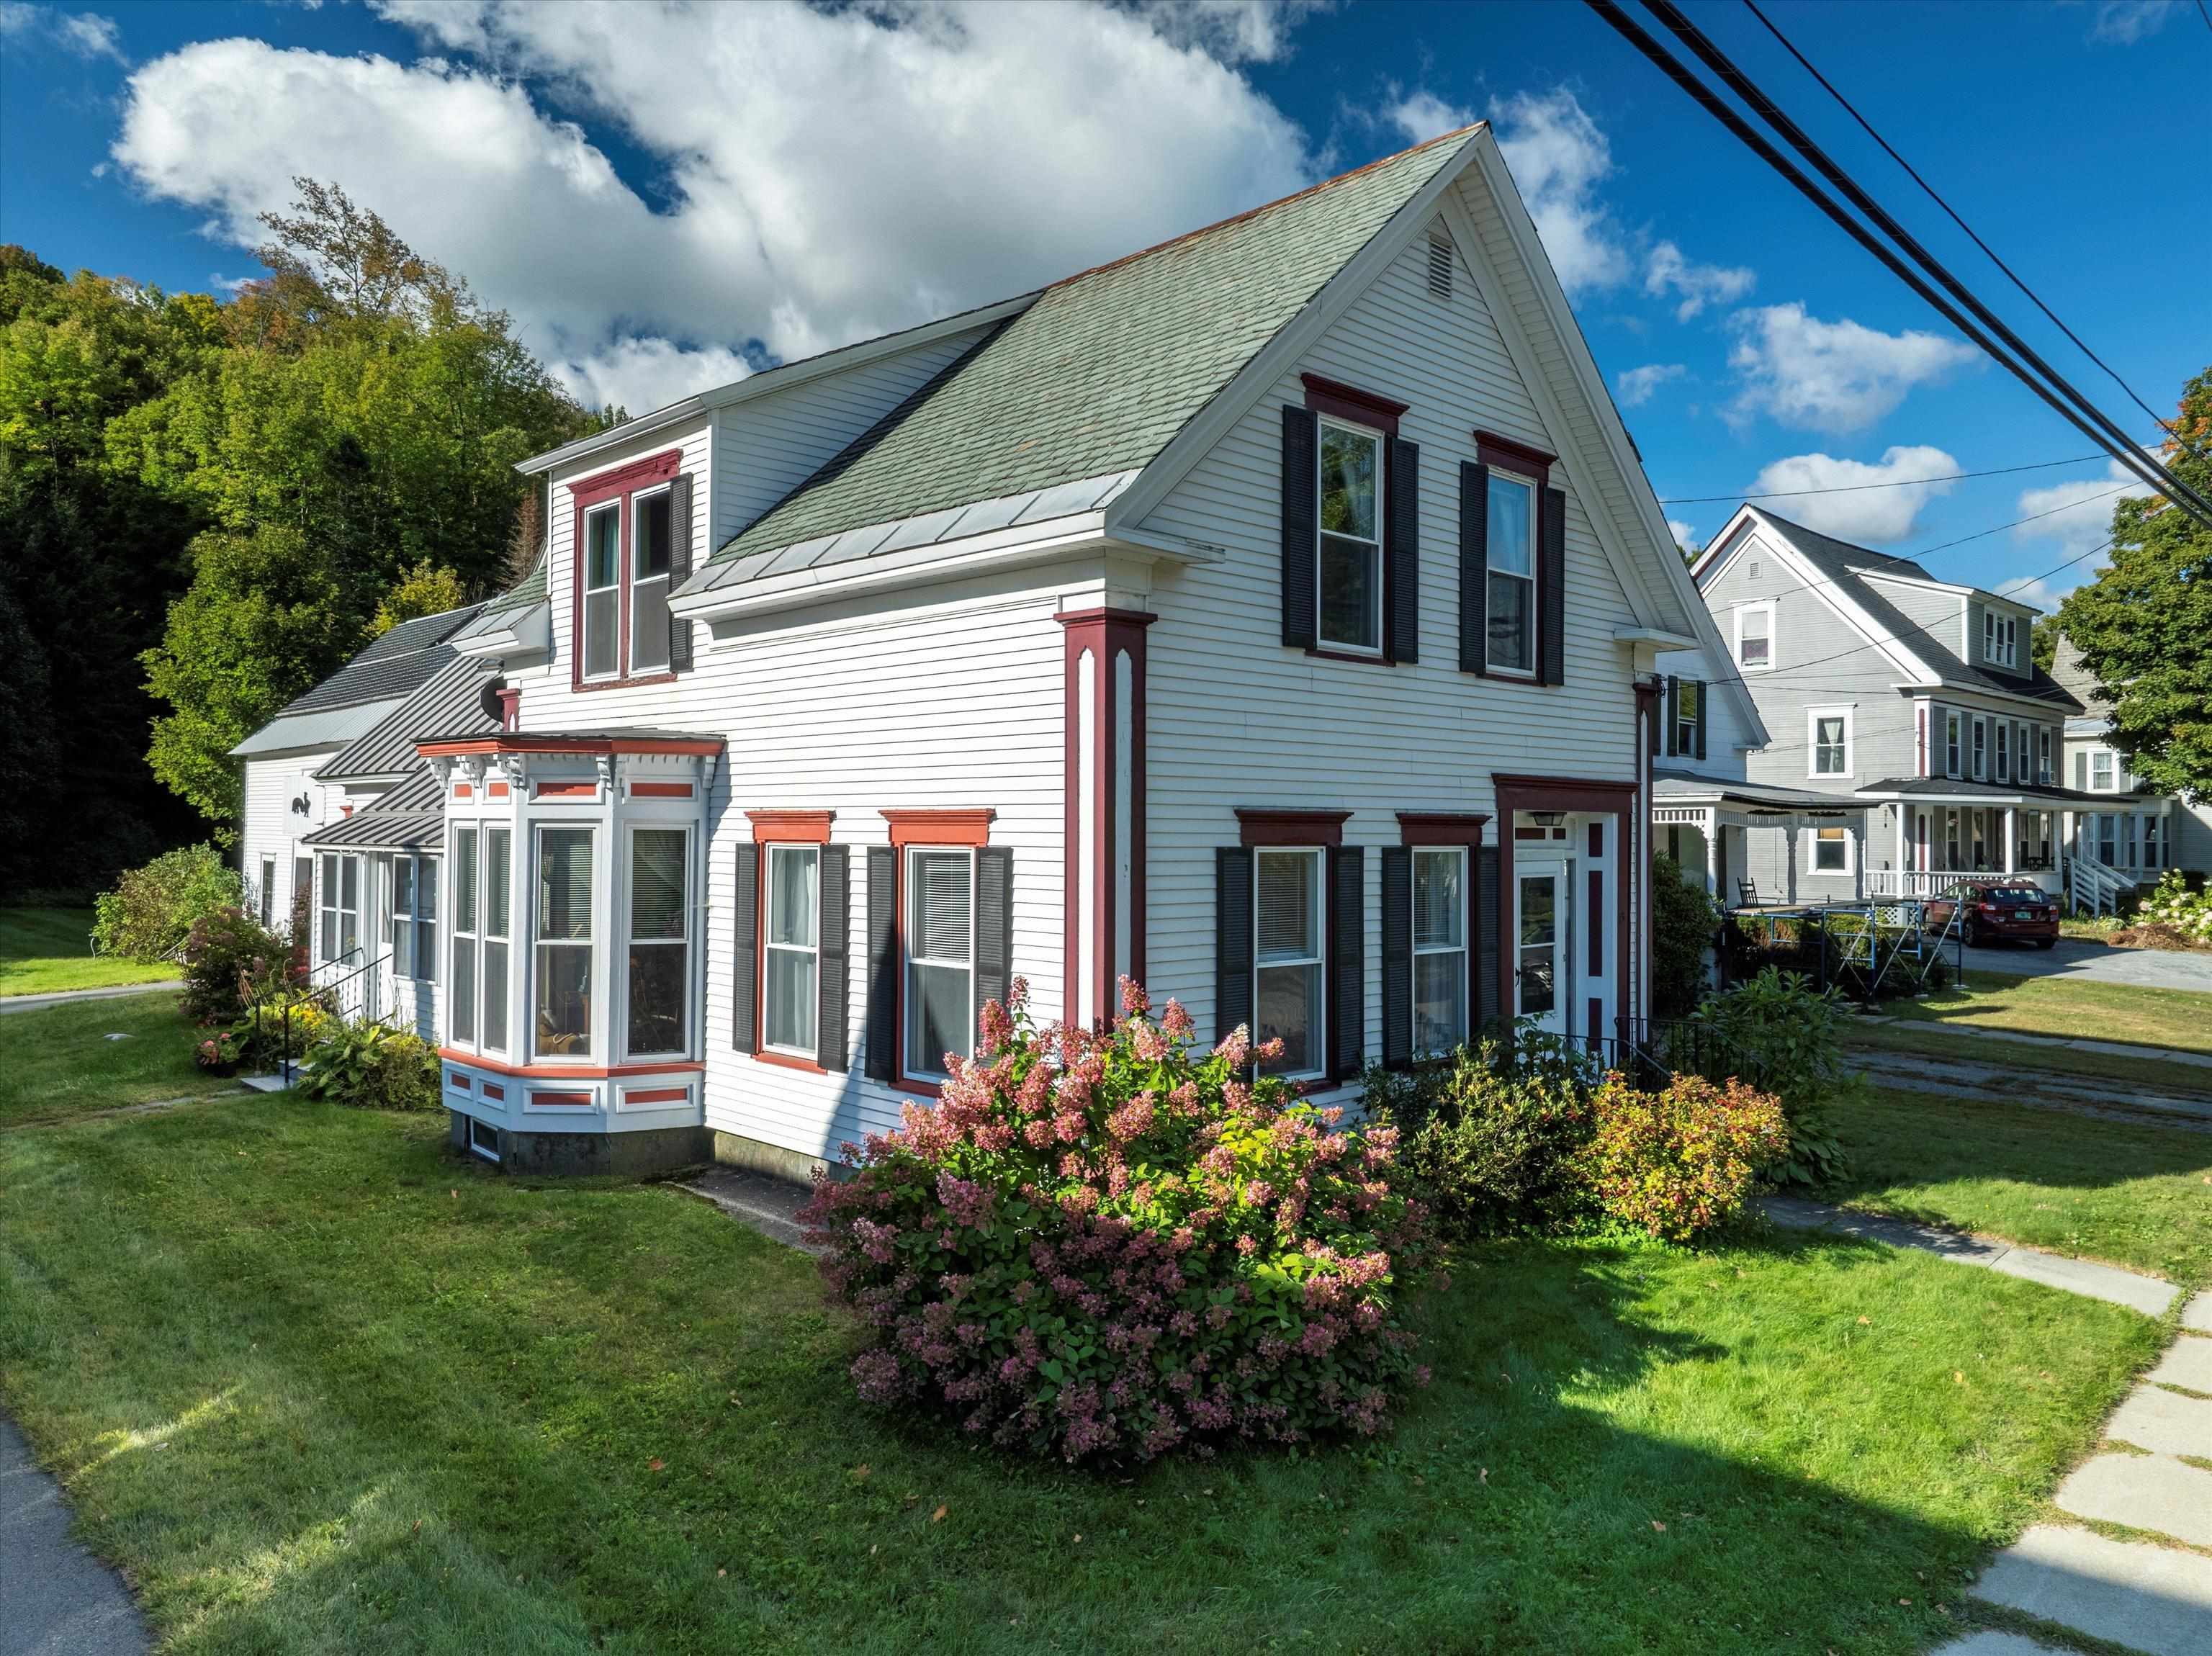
[{"x1": 194, "y1": 1028, "x2": 243, "y2": 1076}]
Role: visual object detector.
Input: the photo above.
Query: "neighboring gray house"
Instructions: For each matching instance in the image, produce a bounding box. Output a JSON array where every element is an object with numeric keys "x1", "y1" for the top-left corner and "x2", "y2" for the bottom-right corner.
[
  {"x1": 1674, "y1": 506, "x2": 2146, "y2": 914},
  {"x1": 2049, "y1": 631, "x2": 2212, "y2": 879}
]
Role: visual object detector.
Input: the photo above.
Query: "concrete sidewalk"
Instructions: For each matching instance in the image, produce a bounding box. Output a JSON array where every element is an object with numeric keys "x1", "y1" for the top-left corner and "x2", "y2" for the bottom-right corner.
[
  {"x1": 0, "y1": 984, "x2": 179, "y2": 1016},
  {"x1": 0, "y1": 1414, "x2": 148, "y2": 1655},
  {"x1": 1957, "y1": 935, "x2": 2212, "y2": 994}
]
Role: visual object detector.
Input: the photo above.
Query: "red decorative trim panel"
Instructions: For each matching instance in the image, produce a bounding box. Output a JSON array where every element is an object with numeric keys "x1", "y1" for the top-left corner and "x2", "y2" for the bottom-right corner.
[
  {"x1": 881, "y1": 809, "x2": 995, "y2": 849},
  {"x1": 565, "y1": 447, "x2": 680, "y2": 505},
  {"x1": 1302, "y1": 373, "x2": 1408, "y2": 435},
  {"x1": 1236, "y1": 808, "x2": 1352, "y2": 848},
  {"x1": 747, "y1": 809, "x2": 835, "y2": 844},
  {"x1": 1474, "y1": 430, "x2": 1557, "y2": 485}
]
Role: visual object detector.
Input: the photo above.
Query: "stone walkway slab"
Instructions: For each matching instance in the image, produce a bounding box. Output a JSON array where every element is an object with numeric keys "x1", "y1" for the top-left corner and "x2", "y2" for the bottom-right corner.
[
  {"x1": 673, "y1": 1166, "x2": 819, "y2": 1254},
  {"x1": 1972, "y1": 1524, "x2": 2212, "y2": 1656},
  {"x1": 2055, "y1": 1453, "x2": 2212, "y2": 1549},
  {"x1": 2182, "y1": 1293, "x2": 2212, "y2": 1335},
  {"x1": 0, "y1": 1413, "x2": 148, "y2": 1655},
  {"x1": 1927, "y1": 1634, "x2": 2065, "y2": 1656},
  {"x1": 2148, "y1": 1333, "x2": 2212, "y2": 1394},
  {"x1": 2106, "y1": 1385, "x2": 2212, "y2": 1460},
  {"x1": 1761, "y1": 1197, "x2": 2181, "y2": 1315}
]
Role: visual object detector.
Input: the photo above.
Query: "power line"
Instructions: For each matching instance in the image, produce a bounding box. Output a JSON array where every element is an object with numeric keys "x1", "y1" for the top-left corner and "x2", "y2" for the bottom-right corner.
[
  {"x1": 1659, "y1": 451, "x2": 2108, "y2": 503},
  {"x1": 1740, "y1": 0, "x2": 2173, "y2": 434},
  {"x1": 1910, "y1": 485, "x2": 2132, "y2": 556},
  {"x1": 1585, "y1": 0, "x2": 2212, "y2": 528}
]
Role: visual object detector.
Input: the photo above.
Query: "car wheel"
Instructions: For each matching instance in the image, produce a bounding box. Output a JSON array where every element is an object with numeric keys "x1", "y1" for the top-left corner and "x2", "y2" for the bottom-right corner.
[{"x1": 2035, "y1": 937, "x2": 2057, "y2": 950}]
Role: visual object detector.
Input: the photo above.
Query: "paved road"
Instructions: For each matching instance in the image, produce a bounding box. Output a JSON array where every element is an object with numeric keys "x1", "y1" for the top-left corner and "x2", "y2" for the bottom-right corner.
[
  {"x1": 0, "y1": 1414, "x2": 148, "y2": 1656},
  {"x1": 1955, "y1": 936, "x2": 2212, "y2": 994},
  {"x1": 0, "y1": 984, "x2": 179, "y2": 1016}
]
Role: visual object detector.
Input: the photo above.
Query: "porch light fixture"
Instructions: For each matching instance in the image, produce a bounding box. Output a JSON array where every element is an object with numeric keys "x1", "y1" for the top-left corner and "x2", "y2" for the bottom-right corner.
[{"x1": 1529, "y1": 811, "x2": 1567, "y2": 827}]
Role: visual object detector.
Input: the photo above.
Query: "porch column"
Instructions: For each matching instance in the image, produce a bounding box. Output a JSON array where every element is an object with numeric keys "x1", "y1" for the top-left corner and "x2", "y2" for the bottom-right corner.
[
  {"x1": 1704, "y1": 809, "x2": 1720, "y2": 899},
  {"x1": 1786, "y1": 813, "x2": 1799, "y2": 902},
  {"x1": 2002, "y1": 808, "x2": 2015, "y2": 875},
  {"x1": 1892, "y1": 803, "x2": 1906, "y2": 882}
]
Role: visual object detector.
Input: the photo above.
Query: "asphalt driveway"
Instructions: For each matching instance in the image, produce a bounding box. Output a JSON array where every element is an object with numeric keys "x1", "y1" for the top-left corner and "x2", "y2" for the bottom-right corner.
[
  {"x1": 0, "y1": 1415, "x2": 147, "y2": 1655},
  {"x1": 1959, "y1": 937, "x2": 2212, "y2": 994}
]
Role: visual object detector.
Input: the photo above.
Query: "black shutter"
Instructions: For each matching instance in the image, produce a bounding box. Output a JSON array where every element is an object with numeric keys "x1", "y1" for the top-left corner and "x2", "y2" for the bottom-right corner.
[
  {"x1": 975, "y1": 847, "x2": 1013, "y2": 1052},
  {"x1": 731, "y1": 842, "x2": 759, "y2": 1053},
  {"x1": 1330, "y1": 845, "x2": 1364, "y2": 1082},
  {"x1": 1459, "y1": 460, "x2": 1488, "y2": 673},
  {"x1": 816, "y1": 845, "x2": 849, "y2": 1072},
  {"x1": 1694, "y1": 680, "x2": 1708, "y2": 760},
  {"x1": 1380, "y1": 846, "x2": 1411, "y2": 1069},
  {"x1": 1538, "y1": 486, "x2": 1567, "y2": 685},
  {"x1": 1475, "y1": 844, "x2": 1500, "y2": 1028},
  {"x1": 1663, "y1": 675, "x2": 1680, "y2": 757},
  {"x1": 668, "y1": 472, "x2": 694, "y2": 672},
  {"x1": 1385, "y1": 436, "x2": 1419, "y2": 664},
  {"x1": 1281, "y1": 406, "x2": 1318, "y2": 650},
  {"x1": 1215, "y1": 847, "x2": 1253, "y2": 1043},
  {"x1": 864, "y1": 845, "x2": 897, "y2": 1082}
]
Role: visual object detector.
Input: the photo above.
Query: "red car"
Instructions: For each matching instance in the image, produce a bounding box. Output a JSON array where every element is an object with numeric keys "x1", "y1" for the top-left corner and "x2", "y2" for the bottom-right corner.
[{"x1": 1925, "y1": 880, "x2": 2060, "y2": 948}]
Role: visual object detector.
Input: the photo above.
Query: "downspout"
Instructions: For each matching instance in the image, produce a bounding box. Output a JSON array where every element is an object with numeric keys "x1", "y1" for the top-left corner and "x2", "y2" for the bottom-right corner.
[{"x1": 1632, "y1": 673, "x2": 1663, "y2": 1026}]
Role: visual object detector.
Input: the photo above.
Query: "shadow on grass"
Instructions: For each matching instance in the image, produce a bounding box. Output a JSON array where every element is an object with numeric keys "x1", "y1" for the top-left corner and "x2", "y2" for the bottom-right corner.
[{"x1": 0, "y1": 1095, "x2": 2168, "y2": 1656}]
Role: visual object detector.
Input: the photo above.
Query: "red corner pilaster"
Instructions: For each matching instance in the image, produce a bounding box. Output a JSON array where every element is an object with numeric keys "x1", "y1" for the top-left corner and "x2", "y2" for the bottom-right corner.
[{"x1": 1058, "y1": 608, "x2": 1154, "y2": 1029}]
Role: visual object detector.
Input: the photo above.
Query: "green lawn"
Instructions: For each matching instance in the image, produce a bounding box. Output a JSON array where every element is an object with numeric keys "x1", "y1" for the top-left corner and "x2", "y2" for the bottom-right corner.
[
  {"x1": 0, "y1": 993, "x2": 236, "y2": 1128},
  {"x1": 0, "y1": 1050, "x2": 2163, "y2": 1653},
  {"x1": 1886, "y1": 966, "x2": 2212, "y2": 1057},
  {"x1": 1845, "y1": 1017, "x2": 2212, "y2": 1101},
  {"x1": 0, "y1": 906, "x2": 176, "y2": 997},
  {"x1": 1827, "y1": 1088, "x2": 2212, "y2": 1287}
]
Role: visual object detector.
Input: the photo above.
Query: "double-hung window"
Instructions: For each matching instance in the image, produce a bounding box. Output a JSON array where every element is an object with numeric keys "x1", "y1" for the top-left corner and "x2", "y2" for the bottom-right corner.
[
  {"x1": 1983, "y1": 611, "x2": 2017, "y2": 667},
  {"x1": 391, "y1": 854, "x2": 438, "y2": 981},
  {"x1": 2038, "y1": 726, "x2": 2053, "y2": 786},
  {"x1": 1945, "y1": 711, "x2": 1962, "y2": 778},
  {"x1": 581, "y1": 503, "x2": 622, "y2": 681},
  {"x1": 1317, "y1": 419, "x2": 1382, "y2": 654},
  {"x1": 1672, "y1": 680, "x2": 1701, "y2": 757},
  {"x1": 318, "y1": 852, "x2": 359, "y2": 965},
  {"x1": 765, "y1": 845, "x2": 820, "y2": 1057},
  {"x1": 1812, "y1": 827, "x2": 1850, "y2": 873},
  {"x1": 626, "y1": 827, "x2": 688, "y2": 1058},
  {"x1": 1735, "y1": 603, "x2": 1773, "y2": 672},
  {"x1": 451, "y1": 832, "x2": 478, "y2": 1044},
  {"x1": 535, "y1": 827, "x2": 593, "y2": 1058},
  {"x1": 1972, "y1": 717, "x2": 1987, "y2": 780},
  {"x1": 259, "y1": 858, "x2": 276, "y2": 928},
  {"x1": 904, "y1": 848, "x2": 974, "y2": 1081},
  {"x1": 1411, "y1": 847, "x2": 1467, "y2": 1054},
  {"x1": 482, "y1": 828, "x2": 510, "y2": 1053},
  {"x1": 1254, "y1": 847, "x2": 1325, "y2": 1081},
  {"x1": 1810, "y1": 709, "x2": 1851, "y2": 778},
  {"x1": 2144, "y1": 816, "x2": 2162, "y2": 870},
  {"x1": 2091, "y1": 750, "x2": 2115, "y2": 791},
  {"x1": 1995, "y1": 721, "x2": 2010, "y2": 783},
  {"x1": 629, "y1": 488, "x2": 674, "y2": 675},
  {"x1": 1485, "y1": 472, "x2": 1537, "y2": 673}
]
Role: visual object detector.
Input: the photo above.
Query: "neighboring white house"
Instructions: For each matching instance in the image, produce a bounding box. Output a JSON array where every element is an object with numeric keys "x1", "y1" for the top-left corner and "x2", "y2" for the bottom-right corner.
[
  {"x1": 237, "y1": 125, "x2": 1736, "y2": 1179},
  {"x1": 2048, "y1": 631, "x2": 2212, "y2": 883}
]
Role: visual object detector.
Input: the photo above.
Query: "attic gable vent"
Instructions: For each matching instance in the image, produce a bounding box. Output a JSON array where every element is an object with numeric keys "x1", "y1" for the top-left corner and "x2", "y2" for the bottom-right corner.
[{"x1": 1425, "y1": 231, "x2": 1454, "y2": 300}]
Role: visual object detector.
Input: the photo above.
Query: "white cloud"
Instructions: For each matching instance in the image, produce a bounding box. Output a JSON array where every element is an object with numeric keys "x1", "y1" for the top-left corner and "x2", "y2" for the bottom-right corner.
[
  {"x1": 1485, "y1": 88, "x2": 1630, "y2": 294},
  {"x1": 2013, "y1": 462, "x2": 2144, "y2": 558},
  {"x1": 1746, "y1": 445, "x2": 1961, "y2": 542},
  {"x1": 1644, "y1": 240, "x2": 1753, "y2": 320},
  {"x1": 112, "y1": 1, "x2": 1311, "y2": 397},
  {"x1": 1725, "y1": 303, "x2": 1978, "y2": 433},
  {"x1": 2089, "y1": 1, "x2": 2182, "y2": 43},
  {"x1": 1129, "y1": 0, "x2": 1328, "y2": 64},
  {"x1": 0, "y1": 3, "x2": 125, "y2": 61},
  {"x1": 549, "y1": 338, "x2": 755, "y2": 420},
  {"x1": 1616, "y1": 362, "x2": 1686, "y2": 407},
  {"x1": 1666, "y1": 518, "x2": 1701, "y2": 554}
]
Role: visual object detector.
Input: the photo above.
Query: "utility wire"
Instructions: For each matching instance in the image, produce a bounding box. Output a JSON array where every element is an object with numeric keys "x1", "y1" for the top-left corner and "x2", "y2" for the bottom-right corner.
[
  {"x1": 1637, "y1": 0, "x2": 2212, "y2": 523},
  {"x1": 1741, "y1": 0, "x2": 2174, "y2": 435},
  {"x1": 1659, "y1": 451, "x2": 2108, "y2": 503},
  {"x1": 1584, "y1": 0, "x2": 2212, "y2": 528}
]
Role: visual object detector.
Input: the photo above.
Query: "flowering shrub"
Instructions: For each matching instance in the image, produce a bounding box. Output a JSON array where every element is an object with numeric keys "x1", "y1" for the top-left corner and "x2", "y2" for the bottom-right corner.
[
  {"x1": 1574, "y1": 1074, "x2": 1788, "y2": 1244},
  {"x1": 2126, "y1": 872, "x2": 2212, "y2": 949},
  {"x1": 179, "y1": 906, "x2": 301, "y2": 1026},
  {"x1": 803, "y1": 978, "x2": 1442, "y2": 1464}
]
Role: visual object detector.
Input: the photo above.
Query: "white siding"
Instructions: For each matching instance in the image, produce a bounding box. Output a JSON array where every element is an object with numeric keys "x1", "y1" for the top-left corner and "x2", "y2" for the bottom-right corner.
[
  {"x1": 240, "y1": 753, "x2": 339, "y2": 925},
  {"x1": 1136, "y1": 219, "x2": 1649, "y2": 1061}
]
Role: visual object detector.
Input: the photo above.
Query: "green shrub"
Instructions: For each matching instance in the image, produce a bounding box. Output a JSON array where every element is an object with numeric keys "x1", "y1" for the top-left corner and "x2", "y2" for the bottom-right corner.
[
  {"x1": 92, "y1": 844, "x2": 241, "y2": 962},
  {"x1": 179, "y1": 905, "x2": 300, "y2": 1025},
  {"x1": 229, "y1": 985, "x2": 334, "y2": 1069},
  {"x1": 1650, "y1": 854, "x2": 1719, "y2": 1017},
  {"x1": 1575, "y1": 1073, "x2": 1788, "y2": 1243},
  {"x1": 1364, "y1": 1027, "x2": 1600, "y2": 1241},
  {"x1": 299, "y1": 1021, "x2": 441, "y2": 1112},
  {"x1": 1688, "y1": 968, "x2": 1855, "y2": 1186}
]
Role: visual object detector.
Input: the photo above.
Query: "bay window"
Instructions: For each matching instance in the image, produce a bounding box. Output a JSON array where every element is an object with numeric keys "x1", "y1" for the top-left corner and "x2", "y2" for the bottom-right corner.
[
  {"x1": 1254, "y1": 847, "x2": 1325, "y2": 1081},
  {"x1": 1411, "y1": 847, "x2": 1467, "y2": 1053},
  {"x1": 581, "y1": 503, "x2": 621, "y2": 681},
  {"x1": 626, "y1": 827, "x2": 689, "y2": 1058},
  {"x1": 535, "y1": 827, "x2": 593, "y2": 1058},
  {"x1": 391, "y1": 854, "x2": 438, "y2": 981},
  {"x1": 1485, "y1": 472, "x2": 1536, "y2": 673},
  {"x1": 451, "y1": 831, "x2": 478, "y2": 1043},
  {"x1": 765, "y1": 845, "x2": 820, "y2": 1057},
  {"x1": 1317, "y1": 418, "x2": 1382, "y2": 654},
  {"x1": 904, "y1": 847, "x2": 974, "y2": 1081},
  {"x1": 482, "y1": 827, "x2": 511, "y2": 1053},
  {"x1": 629, "y1": 488, "x2": 674, "y2": 675}
]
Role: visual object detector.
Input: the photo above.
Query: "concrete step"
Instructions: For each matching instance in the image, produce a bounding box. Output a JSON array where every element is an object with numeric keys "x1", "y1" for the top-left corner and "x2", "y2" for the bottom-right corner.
[
  {"x1": 2056, "y1": 1453, "x2": 2212, "y2": 1550},
  {"x1": 2180, "y1": 1294, "x2": 2211, "y2": 1335},
  {"x1": 2148, "y1": 1334, "x2": 2212, "y2": 1395},
  {"x1": 1972, "y1": 1524, "x2": 2212, "y2": 1656}
]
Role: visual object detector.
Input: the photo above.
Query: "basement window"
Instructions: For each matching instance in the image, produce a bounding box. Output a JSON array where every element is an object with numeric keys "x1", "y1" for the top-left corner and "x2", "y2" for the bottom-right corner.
[{"x1": 468, "y1": 1115, "x2": 500, "y2": 1163}]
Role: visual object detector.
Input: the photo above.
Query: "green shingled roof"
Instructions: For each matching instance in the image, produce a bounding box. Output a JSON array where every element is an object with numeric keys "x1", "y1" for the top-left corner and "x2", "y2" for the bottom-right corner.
[{"x1": 710, "y1": 128, "x2": 1475, "y2": 569}]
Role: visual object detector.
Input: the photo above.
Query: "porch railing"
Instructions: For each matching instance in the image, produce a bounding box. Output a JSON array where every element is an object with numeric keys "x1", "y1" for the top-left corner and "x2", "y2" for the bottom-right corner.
[{"x1": 2066, "y1": 852, "x2": 2135, "y2": 919}]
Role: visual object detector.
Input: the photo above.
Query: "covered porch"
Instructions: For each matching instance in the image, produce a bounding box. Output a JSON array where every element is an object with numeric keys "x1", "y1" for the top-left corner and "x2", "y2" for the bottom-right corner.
[
  {"x1": 1860, "y1": 778, "x2": 2168, "y2": 912},
  {"x1": 1650, "y1": 771, "x2": 1869, "y2": 909}
]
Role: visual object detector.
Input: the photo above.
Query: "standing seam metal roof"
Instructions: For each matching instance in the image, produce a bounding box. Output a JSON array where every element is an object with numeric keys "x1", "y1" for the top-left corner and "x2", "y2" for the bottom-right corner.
[{"x1": 315, "y1": 654, "x2": 498, "y2": 781}]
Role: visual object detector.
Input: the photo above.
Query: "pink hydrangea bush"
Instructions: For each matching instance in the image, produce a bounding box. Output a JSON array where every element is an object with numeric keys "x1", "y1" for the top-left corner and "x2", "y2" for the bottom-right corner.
[{"x1": 800, "y1": 977, "x2": 1444, "y2": 1463}]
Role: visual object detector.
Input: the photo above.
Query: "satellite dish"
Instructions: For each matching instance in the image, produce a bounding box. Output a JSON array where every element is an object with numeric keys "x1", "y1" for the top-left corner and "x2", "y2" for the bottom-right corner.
[{"x1": 478, "y1": 676, "x2": 508, "y2": 726}]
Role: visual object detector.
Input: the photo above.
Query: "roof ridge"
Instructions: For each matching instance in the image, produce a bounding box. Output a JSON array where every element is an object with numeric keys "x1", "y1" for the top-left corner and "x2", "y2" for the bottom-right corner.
[{"x1": 1049, "y1": 124, "x2": 1483, "y2": 292}]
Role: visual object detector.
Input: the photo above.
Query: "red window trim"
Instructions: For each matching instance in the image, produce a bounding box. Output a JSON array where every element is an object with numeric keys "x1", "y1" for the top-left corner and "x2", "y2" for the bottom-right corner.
[
  {"x1": 568, "y1": 446, "x2": 681, "y2": 693},
  {"x1": 534, "y1": 780, "x2": 598, "y2": 800},
  {"x1": 878, "y1": 811, "x2": 998, "y2": 1097},
  {"x1": 747, "y1": 809, "x2": 835, "y2": 845},
  {"x1": 622, "y1": 1086, "x2": 691, "y2": 1106},
  {"x1": 1491, "y1": 775, "x2": 1636, "y2": 1043},
  {"x1": 1236, "y1": 808, "x2": 1352, "y2": 848},
  {"x1": 749, "y1": 824, "x2": 835, "y2": 1074},
  {"x1": 1474, "y1": 431, "x2": 1555, "y2": 487},
  {"x1": 440, "y1": 1047, "x2": 704, "y2": 1080},
  {"x1": 1302, "y1": 373, "x2": 1406, "y2": 436},
  {"x1": 631, "y1": 781, "x2": 695, "y2": 800}
]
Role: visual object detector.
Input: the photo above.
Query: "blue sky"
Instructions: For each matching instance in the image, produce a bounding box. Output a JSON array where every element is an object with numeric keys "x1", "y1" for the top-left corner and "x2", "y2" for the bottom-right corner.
[{"x1": 4, "y1": 0, "x2": 2206, "y2": 608}]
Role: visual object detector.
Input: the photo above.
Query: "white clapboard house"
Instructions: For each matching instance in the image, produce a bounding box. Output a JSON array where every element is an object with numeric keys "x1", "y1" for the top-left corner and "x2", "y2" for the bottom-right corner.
[{"x1": 236, "y1": 125, "x2": 1731, "y2": 1177}]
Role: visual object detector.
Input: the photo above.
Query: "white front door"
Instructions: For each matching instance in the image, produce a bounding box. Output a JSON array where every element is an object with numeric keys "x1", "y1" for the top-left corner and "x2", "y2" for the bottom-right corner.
[{"x1": 1514, "y1": 859, "x2": 1570, "y2": 1037}]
